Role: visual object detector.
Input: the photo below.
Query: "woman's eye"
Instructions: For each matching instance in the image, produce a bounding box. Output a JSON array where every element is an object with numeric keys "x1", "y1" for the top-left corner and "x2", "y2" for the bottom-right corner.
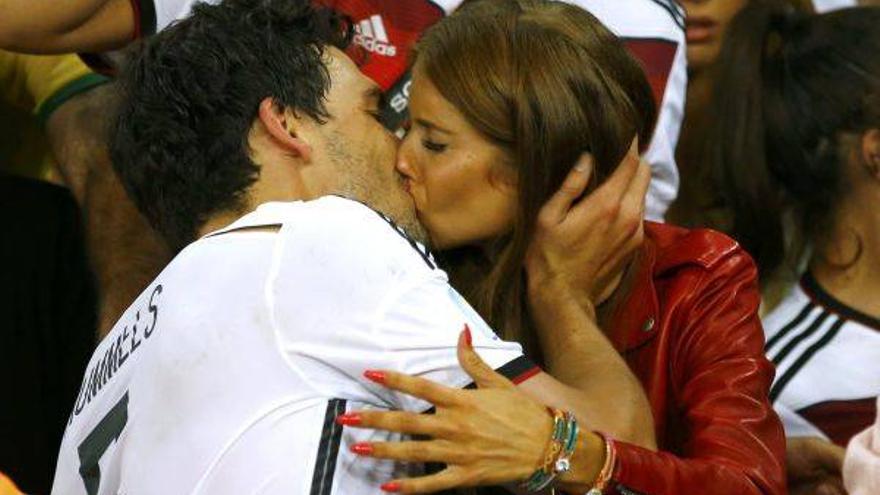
[{"x1": 422, "y1": 140, "x2": 448, "y2": 153}]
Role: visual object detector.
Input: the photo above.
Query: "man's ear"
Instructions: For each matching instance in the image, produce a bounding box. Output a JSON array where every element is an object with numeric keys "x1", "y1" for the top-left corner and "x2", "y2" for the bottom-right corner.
[{"x1": 257, "y1": 97, "x2": 312, "y2": 162}]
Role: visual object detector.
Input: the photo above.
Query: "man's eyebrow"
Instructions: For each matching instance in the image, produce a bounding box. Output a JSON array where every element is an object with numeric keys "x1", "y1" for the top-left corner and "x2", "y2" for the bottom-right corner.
[{"x1": 415, "y1": 118, "x2": 453, "y2": 135}]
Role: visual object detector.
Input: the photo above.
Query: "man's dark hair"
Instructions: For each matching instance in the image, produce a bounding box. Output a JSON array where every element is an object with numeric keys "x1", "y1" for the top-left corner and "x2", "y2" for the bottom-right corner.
[{"x1": 111, "y1": 0, "x2": 348, "y2": 251}]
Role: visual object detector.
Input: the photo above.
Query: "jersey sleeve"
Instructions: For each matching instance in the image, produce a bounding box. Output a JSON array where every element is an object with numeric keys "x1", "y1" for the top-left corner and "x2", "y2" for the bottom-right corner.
[
  {"x1": 267, "y1": 198, "x2": 537, "y2": 412},
  {"x1": 369, "y1": 276, "x2": 537, "y2": 411}
]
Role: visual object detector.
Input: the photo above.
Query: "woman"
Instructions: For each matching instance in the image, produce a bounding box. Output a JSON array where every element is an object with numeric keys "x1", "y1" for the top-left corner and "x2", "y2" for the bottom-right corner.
[
  {"x1": 334, "y1": 1, "x2": 785, "y2": 494},
  {"x1": 668, "y1": 0, "x2": 813, "y2": 231},
  {"x1": 707, "y1": 3, "x2": 880, "y2": 494}
]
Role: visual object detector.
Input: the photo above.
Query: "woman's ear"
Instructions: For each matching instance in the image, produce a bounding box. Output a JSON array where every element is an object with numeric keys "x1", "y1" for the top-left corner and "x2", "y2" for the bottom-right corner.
[
  {"x1": 257, "y1": 97, "x2": 312, "y2": 162},
  {"x1": 862, "y1": 129, "x2": 880, "y2": 180}
]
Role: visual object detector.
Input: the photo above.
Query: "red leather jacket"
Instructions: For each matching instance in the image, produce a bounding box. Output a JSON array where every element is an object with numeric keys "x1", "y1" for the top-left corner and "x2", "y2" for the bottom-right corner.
[{"x1": 603, "y1": 223, "x2": 786, "y2": 495}]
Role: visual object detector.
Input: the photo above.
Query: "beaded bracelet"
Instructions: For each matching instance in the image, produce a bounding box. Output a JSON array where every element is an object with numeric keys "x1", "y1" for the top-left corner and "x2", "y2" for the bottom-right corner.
[
  {"x1": 586, "y1": 431, "x2": 617, "y2": 495},
  {"x1": 520, "y1": 408, "x2": 579, "y2": 493}
]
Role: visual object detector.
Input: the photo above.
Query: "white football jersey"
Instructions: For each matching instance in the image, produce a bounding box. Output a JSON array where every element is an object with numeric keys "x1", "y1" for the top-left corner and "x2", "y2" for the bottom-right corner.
[
  {"x1": 51, "y1": 197, "x2": 533, "y2": 495},
  {"x1": 569, "y1": 0, "x2": 687, "y2": 221},
  {"x1": 763, "y1": 273, "x2": 880, "y2": 445}
]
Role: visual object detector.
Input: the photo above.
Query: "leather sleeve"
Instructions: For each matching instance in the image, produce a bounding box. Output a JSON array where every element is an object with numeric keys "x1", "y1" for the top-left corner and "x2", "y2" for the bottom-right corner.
[{"x1": 610, "y1": 250, "x2": 787, "y2": 495}]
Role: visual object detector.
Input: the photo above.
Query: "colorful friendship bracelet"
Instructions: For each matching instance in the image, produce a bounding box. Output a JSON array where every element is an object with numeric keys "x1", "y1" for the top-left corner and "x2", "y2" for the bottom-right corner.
[
  {"x1": 586, "y1": 431, "x2": 617, "y2": 495},
  {"x1": 521, "y1": 408, "x2": 579, "y2": 493}
]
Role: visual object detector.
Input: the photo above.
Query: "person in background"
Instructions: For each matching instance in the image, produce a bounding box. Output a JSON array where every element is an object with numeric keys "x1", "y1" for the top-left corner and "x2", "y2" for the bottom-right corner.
[
  {"x1": 844, "y1": 397, "x2": 880, "y2": 495},
  {"x1": 670, "y1": 0, "x2": 813, "y2": 230},
  {"x1": 0, "y1": 49, "x2": 170, "y2": 335},
  {"x1": 0, "y1": 51, "x2": 108, "y2": 493},
  {"x1": 706, "y1": 3, "x2": 880, "y2": 494}
]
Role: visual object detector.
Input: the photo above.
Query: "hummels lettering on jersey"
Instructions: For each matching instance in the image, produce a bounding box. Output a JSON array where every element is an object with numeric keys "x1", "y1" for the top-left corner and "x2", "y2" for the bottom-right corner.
[{"x1": 69, "y1": 285, "x2": 163, "y2": 424}]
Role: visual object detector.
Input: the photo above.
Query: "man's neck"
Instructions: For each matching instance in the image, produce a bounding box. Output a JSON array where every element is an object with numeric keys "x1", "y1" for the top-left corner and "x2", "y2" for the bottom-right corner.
[{"x1": 197, "y1": 209, "x2": 255, "y2": 239}]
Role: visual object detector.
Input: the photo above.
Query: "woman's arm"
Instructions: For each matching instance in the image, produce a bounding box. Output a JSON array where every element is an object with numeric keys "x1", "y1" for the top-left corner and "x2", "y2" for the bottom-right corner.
[
  {"x1": 604, "y1": 250, "x2": 786, "y2": 495},
  {"x1": 338, "y1": 332, "x2": 612, "y2": 493},
  {"x1": 524, "y1": 146, "x2": 656, "y2": 449},
  {"x1": 0, "y1": 0, "x2": 135, "y2": 54}
]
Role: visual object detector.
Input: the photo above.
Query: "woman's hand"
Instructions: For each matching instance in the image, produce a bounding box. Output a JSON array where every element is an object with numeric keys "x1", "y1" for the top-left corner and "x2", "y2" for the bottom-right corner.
[
  {"x1": 336, "y1": 331, "x2": 603, "y2": 493},
  {"x1": 525, "y1": 139, "x2": 651, "y2": 316}
]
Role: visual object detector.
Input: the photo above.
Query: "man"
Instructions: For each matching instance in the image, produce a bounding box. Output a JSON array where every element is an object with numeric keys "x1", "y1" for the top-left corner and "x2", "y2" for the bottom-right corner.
[{"x1": 51, "y1": 1, "x2": 650, "y2": 493}]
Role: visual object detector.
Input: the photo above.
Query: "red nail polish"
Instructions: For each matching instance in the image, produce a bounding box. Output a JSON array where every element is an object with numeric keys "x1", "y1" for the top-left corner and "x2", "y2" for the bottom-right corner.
[
  {"x1": 364, "y1": 370, "x2": 387, "y2": 384},
  {"x1": 463, "y1": 324, "x2": 473, "y2": 347},
  {"x1": 381, "y1": 481, "x2": 402, "y2": 492},
  {"x1": 335, "y1": 413, "x2": 362, "y2": 426},
  {"x1": 350, "y1": 442, "x2": 374, "y2": 455}
]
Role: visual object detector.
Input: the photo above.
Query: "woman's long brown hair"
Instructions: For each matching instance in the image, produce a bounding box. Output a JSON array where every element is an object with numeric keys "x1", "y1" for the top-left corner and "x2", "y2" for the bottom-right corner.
[{"x1": 413, "y1": 0, "x2": 657, "y2": 359}]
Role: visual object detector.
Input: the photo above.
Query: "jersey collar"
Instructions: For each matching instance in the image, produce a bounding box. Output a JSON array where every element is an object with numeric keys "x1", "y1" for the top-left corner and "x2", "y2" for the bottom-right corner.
[{"x1": 200, "y1": 201, "x2": 304, "y2": 239}]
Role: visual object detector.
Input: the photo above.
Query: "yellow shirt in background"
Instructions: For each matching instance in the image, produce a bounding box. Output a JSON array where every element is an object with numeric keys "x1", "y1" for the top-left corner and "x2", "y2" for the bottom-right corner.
[
  {"x1": 0, "y1": 50, "x2": 108, "y2": 180},
  {"x1": 0, "y1": 472, "x2": 22, "y2": 495}
]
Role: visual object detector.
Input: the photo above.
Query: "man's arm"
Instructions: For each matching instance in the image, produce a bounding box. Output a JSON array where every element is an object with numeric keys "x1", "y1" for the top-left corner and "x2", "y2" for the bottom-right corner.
[
  {"x1": 0, "y1": 0, "x2": 135, "y2": 54},
  {"x1": 47, "y1": 84, "x2": 172, "y2": 336}
]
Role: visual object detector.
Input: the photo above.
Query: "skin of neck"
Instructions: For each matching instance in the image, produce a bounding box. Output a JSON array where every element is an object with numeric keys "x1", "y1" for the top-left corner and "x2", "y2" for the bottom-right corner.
[
  {"x1": 810, "y1": 143, "x2": 880, "y2": 319},
  {"x1": 197, "y1": 122, "x2": 312, "y2": 238}
]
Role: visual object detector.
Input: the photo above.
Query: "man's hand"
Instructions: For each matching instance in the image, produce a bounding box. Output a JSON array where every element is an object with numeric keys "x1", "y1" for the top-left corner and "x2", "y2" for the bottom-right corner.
[
  {"x1": 787, "y1": 436, "x2": 846, "y2": 495},
  {"x1": 524, "y1": 139, "x2": 650, "y2": 316}
]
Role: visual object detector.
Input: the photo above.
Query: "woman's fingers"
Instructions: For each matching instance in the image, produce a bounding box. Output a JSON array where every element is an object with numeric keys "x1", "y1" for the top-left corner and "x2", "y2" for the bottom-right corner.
[
  {"x1": 337, "y1": 409, "x2": 442, "y2": 436},
  {"x1": 380, "y1": 467, "x2": 469, "y2": 494},
  {"x1": 536, "y1": 154, "x2": 594, "y2": 227},
  {"x1": 363, "y1": 369, "x2": 461, "y2": 407},
  {"x1": 457, "y1": 328, "x2": 514, "y2": 390},
  {"x1": 351, "y1": 439, "x2": 462, "y2": 464},
  {"x1": 570, "y1": 137, "x2": 641, "y2": 221},
  {"x1": 616, "y1": 159, "x2": 651, "y2": 243}
]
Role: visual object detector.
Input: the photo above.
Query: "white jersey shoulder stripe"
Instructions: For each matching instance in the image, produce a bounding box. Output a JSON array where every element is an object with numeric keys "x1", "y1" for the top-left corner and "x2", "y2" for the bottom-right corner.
[
  {"x1": 647, "y1": 0, "x2": 685, "y2": 30},
  {"x1": 770, "y1": 315, "x2": 845, "y2": 402},
  {"x1": 310, "y1": 399, "x2": 347, "y2": 495}
]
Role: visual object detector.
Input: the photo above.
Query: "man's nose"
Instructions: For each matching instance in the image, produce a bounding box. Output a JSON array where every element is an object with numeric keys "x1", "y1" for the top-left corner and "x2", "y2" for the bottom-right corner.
[{"x1": 395, "y1": 147, "x2": 416, "y2": 180}]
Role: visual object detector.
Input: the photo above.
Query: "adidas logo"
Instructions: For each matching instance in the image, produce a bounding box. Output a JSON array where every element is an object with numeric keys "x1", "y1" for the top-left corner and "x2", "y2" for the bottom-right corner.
[{"x1": 353, "y1": 15, "x2": 398, "y2": 57}]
